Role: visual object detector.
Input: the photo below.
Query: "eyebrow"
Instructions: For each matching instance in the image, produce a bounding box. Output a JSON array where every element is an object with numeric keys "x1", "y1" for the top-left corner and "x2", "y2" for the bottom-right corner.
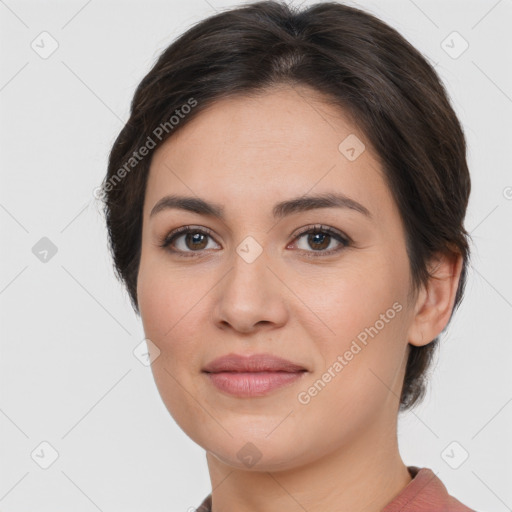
[{"x1": 149, "y1": 192, "x2": 372, "y2": 220}]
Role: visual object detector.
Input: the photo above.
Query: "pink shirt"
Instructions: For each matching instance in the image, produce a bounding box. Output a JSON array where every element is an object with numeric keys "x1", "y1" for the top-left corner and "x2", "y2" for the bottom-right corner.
[{"x1": 196, "y1": 466, "x2": 476, "y2": 512}]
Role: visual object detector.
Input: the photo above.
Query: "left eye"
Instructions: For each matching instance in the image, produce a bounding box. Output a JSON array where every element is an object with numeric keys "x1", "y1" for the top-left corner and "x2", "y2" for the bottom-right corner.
[{"x1": 291, "y1": 227, "x2": 350, "y2": 255}]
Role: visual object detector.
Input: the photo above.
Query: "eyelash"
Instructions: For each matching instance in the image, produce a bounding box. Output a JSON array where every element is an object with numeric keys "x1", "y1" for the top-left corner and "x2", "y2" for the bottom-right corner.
[{"x1": 158, "y1": 224, "x2": 351, "y2": 258}]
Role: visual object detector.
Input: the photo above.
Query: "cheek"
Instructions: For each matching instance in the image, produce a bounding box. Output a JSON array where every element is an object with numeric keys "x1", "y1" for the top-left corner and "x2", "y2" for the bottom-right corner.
[
  {"x1": 137, "y1": 257, "x2": 201, "y2": 341},
  {"x1": 305, "y1": 261, "x2": 409, "y2": 400},
  {"x1": 312, "y1": 259, "x2": 404, "y2": 337},
  {"x1": 137, "y1": 266, "x2": 189, "y2": 385},
  {"x1": 137, "y1": 259, "x2": 218, "y2": 386},
  {"x1": 138, "y1": 269, "x2": 168, "y2": 341},
  {"x1": 137, "y1": 263, "x2": 208, "y2": 434}
]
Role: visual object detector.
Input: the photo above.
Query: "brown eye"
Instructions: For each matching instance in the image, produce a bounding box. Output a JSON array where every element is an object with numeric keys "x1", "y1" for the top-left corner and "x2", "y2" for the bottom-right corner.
[
  {"x1": 304, "y1": 232, "x2": 332, "y2": 251},
  {"x1": 182, "y1": 232, "x2": 209, "y2": 250},
  {"x1": 160, "y1": 226, "x2": 220, "y2": 254},
  {"x1": 291, "y1": 225, "x2": 350, "y2": 256}
]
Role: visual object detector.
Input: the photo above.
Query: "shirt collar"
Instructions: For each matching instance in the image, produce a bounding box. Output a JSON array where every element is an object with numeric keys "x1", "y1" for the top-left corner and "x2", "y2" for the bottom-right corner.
[{"x1": 195, "y1": 466, "x2": 475, "y2": 512}]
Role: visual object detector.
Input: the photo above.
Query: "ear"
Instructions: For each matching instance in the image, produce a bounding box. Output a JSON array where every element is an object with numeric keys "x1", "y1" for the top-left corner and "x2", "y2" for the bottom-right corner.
[{"x1": 407, "y1": 251, "x2": 463, "y2": 347}]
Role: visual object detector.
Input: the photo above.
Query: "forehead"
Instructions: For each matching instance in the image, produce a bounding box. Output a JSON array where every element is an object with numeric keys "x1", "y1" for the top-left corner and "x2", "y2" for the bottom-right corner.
[{"x1": 144, "y1": 85, "x2": 393, "y2": 222}]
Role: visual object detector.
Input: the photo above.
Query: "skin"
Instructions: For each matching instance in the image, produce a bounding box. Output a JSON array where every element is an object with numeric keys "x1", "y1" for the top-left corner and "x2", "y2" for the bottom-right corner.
[{"x1": 137, "y1": 84, "x2": 463, "y2": 512}]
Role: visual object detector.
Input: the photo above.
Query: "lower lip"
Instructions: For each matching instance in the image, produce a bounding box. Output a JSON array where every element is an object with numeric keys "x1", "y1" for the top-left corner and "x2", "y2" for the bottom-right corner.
[{"x1": 204, "y1": 371, "x2": 306, "y2": 397}]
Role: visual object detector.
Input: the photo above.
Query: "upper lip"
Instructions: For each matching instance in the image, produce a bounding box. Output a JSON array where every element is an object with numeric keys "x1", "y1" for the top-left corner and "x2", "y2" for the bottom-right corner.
[{"x1": 202, "y1": 353, "x2": 307, "y2": 373}]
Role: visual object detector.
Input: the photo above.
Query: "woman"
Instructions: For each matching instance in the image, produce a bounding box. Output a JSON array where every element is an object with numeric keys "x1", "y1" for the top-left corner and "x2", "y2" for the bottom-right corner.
[{"x1": 101, "y1": 1, "x2": 475, "y2": 511}]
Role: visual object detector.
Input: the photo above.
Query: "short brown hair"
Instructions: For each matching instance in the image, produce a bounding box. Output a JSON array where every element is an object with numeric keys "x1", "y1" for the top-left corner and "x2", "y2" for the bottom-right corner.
[{"x1": 101, "y1": 0, "x2": 472, "y2": 411}]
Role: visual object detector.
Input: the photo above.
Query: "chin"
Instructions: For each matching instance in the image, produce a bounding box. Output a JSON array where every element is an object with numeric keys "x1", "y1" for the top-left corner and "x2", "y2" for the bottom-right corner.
[
  {"x1": 196, "y1": 424, "x2": 315, "y2": 472},
  {"x1": 206, "y1": 442, "x2": 313, "y2": 472}
]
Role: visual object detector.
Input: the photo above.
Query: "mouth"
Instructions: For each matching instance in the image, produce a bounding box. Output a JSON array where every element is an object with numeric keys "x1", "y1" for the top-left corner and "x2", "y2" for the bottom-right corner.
[
  {"x1": 202, "y1": 352, "x2": 307, "y2": 373},
  {"x1": 203, "y1": 370, "x2": 307, "y2": 397},
  {"x1": 202, "y1": 353, "x2": 308, "y2": 397}
]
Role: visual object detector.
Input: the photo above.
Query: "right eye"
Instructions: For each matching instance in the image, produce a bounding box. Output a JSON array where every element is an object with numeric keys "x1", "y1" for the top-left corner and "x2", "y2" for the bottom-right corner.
[{"x1": 159, "y1": 225, "x2": 221, "y2": 255}]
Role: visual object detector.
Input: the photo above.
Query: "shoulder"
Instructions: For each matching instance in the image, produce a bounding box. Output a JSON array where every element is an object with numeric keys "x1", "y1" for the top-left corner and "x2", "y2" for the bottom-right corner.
[
  {"x1": 195, "y1": 467, "x2": 477, "y2": 512},
  {"x1": 381, "y1": 466, "x2": 477, "y2": 512}
]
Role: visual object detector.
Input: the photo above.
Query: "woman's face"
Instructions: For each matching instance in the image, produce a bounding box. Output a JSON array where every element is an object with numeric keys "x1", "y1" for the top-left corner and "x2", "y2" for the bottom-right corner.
[{"x1": 137, "y1": 85, "x2": 419, "y2": 470}]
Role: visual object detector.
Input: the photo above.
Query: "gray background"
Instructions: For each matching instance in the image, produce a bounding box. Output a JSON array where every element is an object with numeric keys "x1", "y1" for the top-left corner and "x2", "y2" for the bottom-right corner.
[{"x1": 1, "y1": 0, "x2": 511, "y2": 510}]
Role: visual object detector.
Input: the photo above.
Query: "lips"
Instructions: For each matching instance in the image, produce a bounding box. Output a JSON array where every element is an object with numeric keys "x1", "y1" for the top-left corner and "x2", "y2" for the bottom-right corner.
[
  {"x1": 202, "y1": 353, "x2": 307, "y2": 397},
  {"x1": 202, "y1": 353, "x2": 307, "y2": 373}
]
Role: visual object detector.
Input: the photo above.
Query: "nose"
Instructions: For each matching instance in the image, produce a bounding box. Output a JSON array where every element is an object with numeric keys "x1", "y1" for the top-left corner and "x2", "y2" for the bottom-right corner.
[{"x1": 212, "y1": 244, "x2": 289, "y2": 334}]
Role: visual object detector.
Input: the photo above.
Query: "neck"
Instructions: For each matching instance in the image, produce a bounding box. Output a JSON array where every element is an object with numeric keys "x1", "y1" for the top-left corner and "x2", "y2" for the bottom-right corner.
[{"x1": 205, "y1": 412, "x2": 412, "y2": 512}]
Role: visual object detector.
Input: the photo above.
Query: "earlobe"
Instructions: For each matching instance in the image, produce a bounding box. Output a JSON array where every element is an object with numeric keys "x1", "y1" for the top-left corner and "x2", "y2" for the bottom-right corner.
[{"x1": 407, "y1": 252, "x2": 463, "y2": 347}]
